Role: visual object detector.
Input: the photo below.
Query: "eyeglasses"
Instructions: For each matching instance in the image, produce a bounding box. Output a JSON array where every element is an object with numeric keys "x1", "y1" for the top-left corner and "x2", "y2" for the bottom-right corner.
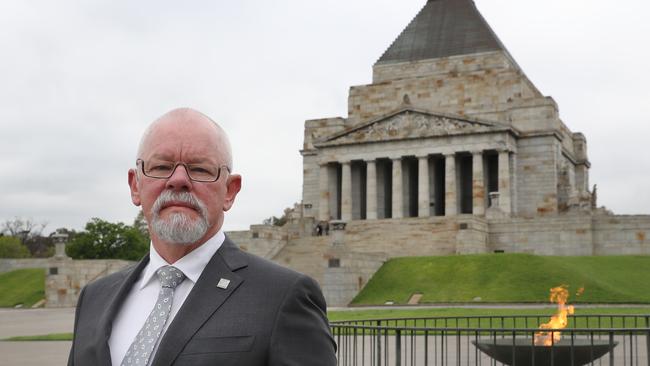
[{"x1": 137, "y1": 159, "x2": 230, "y2": 182}]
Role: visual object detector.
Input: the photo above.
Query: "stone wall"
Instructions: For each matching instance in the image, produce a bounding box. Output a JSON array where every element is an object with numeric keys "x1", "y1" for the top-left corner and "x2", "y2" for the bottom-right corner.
[
  {"x1": 353, "y1": 52, "x2": 541, "y2": 127},
  {"x1": 301, "y1": 153, "x2": 320, "y2": 220},
  {"x1": 593, "y1": 215, "x2": 650, "y2": 255},
  {"x1": 488, "y1": 214, "x2": 595, "y2": 255},
  {"x1": 515, "y1": 135, "x2": 560, "y2": 217},
  {"x1": 274, "y1": 236, "x2": 332, "y2": 285},
  {"x1": 488, "y1": 213, "x2": 650, "y2": 256},
  {"x1": 45, "y1": 259, "x2": 134, "y2": 307},
  {"x1": 227, "y1": 225, "x2": 287, "y2": 259},
  {"x1": 0, "y1": 258, "x2": 51, "y2": 274},
  {"x1": 322, "y1": 250, "x2": 386, "y2": 307}
]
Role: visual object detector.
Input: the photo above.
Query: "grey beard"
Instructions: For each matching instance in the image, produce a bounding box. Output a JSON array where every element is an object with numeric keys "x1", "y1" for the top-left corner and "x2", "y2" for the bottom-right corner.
[{"x1": 150, "y1": 191, "x2": 209, "y2": 245}]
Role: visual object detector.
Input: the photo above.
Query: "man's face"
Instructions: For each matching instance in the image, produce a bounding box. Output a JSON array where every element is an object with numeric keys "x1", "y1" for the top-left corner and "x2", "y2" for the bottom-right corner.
[{"x1": 128, "y1": 115, "x2": 241, "y2": 246}]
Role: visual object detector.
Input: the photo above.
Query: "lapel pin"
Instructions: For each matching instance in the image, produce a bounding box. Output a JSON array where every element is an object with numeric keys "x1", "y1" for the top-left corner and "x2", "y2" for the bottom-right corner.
[{"x1": 217, "y1": 278, "x2": 231, "y2": 289}]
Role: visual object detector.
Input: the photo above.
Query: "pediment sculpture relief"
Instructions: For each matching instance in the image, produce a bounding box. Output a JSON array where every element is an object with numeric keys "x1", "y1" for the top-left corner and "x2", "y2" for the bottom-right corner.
[{"x1": 328, "y1": 111, "x2": 494, "y2": 145}]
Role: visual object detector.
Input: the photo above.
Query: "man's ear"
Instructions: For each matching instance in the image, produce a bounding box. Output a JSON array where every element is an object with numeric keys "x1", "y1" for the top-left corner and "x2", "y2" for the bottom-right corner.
[
  {"x1": 222, "y1": 174, "x2": 242, "y2": 212},
  {"x1": 128, "y1": 169, "x2": 142, "y2": 206}
]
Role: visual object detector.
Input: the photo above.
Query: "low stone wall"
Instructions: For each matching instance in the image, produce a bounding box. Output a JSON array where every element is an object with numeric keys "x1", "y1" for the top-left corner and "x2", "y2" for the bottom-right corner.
[
  {"x1": 340, "y1": 216, "x2": 488, "y2": 256},
  {"x1": 227, "y1": 226, "x2": 288, "y2": 259},
  {"x1": 322, "y1": 250, "x2": 386, "y2": 307},
  {"x1": 0, "y1": 258, "x2": 52, "y2": 274},
  {"x1": 45, "y1": 259, "x2": 134, "y2": 308},
  {"x1": 488, "y1": 213, "x2": 650, "y2": 256},
  {"x1": 488, "y1": 214, "x2": 595, "y2": 255},
  {"x1": 593, "y1": 215, "x2": 650, "y2": 255}
]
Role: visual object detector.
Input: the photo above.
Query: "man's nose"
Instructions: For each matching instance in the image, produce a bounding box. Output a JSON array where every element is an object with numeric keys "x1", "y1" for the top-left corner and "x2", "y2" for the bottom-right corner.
[{"x1": 165, "y1": 164, "x2": 192, "y2": 191}]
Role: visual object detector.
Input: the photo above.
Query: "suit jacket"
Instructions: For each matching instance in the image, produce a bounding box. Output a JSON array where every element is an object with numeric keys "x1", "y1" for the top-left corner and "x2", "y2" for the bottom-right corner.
[{"x1": 68, "y1": 236, "x2": 337, "y2": 366}]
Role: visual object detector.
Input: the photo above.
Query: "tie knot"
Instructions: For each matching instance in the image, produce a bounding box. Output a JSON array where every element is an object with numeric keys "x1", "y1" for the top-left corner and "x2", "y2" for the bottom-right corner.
[{"x1": 156, "y1": 266, "x2": 186, "y2": 289}]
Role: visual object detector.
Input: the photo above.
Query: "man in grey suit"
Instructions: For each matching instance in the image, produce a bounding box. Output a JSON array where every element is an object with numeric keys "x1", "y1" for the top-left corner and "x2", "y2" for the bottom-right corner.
[{"x1": 68, "y1": 108, "x2": 337, "y2": 365}]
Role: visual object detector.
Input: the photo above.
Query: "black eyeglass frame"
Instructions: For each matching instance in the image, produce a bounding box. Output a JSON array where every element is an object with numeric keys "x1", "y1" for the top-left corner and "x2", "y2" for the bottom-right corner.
[{"x1": 136, "y1": 159, "x2": 231, "y2": 183}]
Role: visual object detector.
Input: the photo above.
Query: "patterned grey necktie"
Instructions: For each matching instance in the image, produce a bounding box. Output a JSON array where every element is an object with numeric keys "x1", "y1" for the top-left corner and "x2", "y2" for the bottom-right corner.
[{"x1": 121, "y1": 266, "x2": 186, "y2": 366}]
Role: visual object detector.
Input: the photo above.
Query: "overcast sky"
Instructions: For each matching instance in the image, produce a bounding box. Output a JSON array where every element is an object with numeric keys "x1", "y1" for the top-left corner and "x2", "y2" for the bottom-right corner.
[{"x1": 1, "y1": 0, "x2": 649, "y2": 234}]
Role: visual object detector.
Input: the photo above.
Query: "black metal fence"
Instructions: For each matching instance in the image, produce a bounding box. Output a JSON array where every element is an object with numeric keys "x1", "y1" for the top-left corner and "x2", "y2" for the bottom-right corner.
[{"x1": 331, "y1": 314, "x2": 650, "y2": 366}]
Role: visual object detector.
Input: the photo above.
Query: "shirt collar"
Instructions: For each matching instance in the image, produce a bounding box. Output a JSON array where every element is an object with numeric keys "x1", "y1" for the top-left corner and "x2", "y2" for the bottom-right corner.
[{"x1": 139, "y1": 230, "x2": 225, "y2": 290}]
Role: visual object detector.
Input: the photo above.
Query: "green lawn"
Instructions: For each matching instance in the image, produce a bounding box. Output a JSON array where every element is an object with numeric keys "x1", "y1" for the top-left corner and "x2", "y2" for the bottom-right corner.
[
  {"x1": 328, "y1": 307, "x2": 650, "y2": 323},
  {"x1": 351, "y1": 254, "x2": 650, "y2": 305},
  {"x1": 3, "y1": 333, "x2": 73, "y2": 341},
  {"x1": 0, "y1": 268, "x2": 45, "y2": 307}
]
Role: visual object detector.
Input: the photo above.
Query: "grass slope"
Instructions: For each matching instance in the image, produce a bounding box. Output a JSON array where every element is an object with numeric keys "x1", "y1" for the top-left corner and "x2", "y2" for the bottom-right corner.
[
  {"x1": 351, "y1": 254, "x2": 650, "y2": 305},
  {"x1": 0, "y1": 268, "x2": 45, "y2": 307},
  {"x1": 328, "y1": 307, "x2": 650, "y2": 323},
  {"x1": 3, "y1": 333, "x2": 73, "y2": 341}
]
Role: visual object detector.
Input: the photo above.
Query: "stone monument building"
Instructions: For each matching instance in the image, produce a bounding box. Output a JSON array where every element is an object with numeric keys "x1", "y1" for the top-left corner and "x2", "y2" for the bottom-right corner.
[{"x1": 230, "y1": 0, "x2": 650, "y2": 306}]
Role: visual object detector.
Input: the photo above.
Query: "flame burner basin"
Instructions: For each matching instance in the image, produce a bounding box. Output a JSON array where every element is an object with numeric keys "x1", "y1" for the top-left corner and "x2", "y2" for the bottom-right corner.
[{"x1": 473, "y1": 338, "x2": 618, "y2": 366}]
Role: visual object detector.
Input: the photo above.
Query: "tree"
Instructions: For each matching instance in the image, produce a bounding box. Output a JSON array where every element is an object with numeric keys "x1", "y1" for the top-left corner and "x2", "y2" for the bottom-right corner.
[
  {"x1": 1, "y1": 217, "x2": 47, "y2": 241},
  {"x1": 263, "y1": 207, "x2": 291, "y2": 227},
  {"x1": 66, "y1": 218, "x2": 148, "y2": 261},
  {"x1": 1, "y1": 217, "x2": 51, "y2": 257},
  {"x1": 133, "y1": 210, "x2": 150, "y2": 243},
  {"x1": 0, "y1": 236, "x2": 31, "y2": 258},
  {"x1": 23, "y1": 234, "x2": 53, "y2": 258}
]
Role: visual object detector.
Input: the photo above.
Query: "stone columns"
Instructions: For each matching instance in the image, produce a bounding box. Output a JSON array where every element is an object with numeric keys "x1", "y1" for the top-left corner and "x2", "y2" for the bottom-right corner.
[
  {"x1": 472, "y1": 151, "x2": 485, "y2": 215},
  {"x1": 366, "y1": 159, "x2": 377, "y2": 220},
  {"x1": 417, "y1": 155, "x2": 430, "y2": 217},
  {"x1": 444, "y1": 153, "x2": 457, "y2": 216},
  {"x1": 498, "y1": 150, "x2": 512, "y2": 214},
  {"x1": 391, "y1": 157, "x2": 403, "y2": 219},
  {"x1": 341, "y1": 161, "x2": 352, "y2": 221},
  {"x1": 318, "y1": 164, "x2": 330, "y2": 221}
]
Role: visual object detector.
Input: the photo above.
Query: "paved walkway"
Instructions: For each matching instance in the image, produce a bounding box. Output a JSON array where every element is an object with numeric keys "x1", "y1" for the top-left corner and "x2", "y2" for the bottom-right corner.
[
  {"x1": 0, "y1": 308, "x2": 74, "y2": 366},
  {"x1": 0, "y1": 341, "x2": 71, "y2": 366},
  {"x1": 0, "y1": 308, "x2": 75, "y2": 338}
]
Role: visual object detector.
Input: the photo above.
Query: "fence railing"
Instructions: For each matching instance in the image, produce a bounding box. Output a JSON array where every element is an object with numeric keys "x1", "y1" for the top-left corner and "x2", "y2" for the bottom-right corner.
[{"x1": 330, "y1": 314, "x2": 650, "y2": 366}]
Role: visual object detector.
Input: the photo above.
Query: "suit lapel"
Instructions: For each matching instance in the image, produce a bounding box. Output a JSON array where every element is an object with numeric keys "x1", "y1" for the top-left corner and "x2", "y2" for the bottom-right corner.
[
  {"x1": 152, "y1": 237, "x2": 248, "y2": 366},
  {"x1": 95, "y1": 256, "x2": 149, "y2": 366}
]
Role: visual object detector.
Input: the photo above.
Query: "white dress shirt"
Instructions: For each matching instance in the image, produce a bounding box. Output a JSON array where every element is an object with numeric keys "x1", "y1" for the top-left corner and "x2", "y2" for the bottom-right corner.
[{"x1": 108, "y1": 231, "x2": 225, "y2": 366}]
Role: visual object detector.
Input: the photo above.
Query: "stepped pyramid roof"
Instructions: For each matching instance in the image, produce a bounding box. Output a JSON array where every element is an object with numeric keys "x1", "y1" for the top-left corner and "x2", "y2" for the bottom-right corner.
[{"x1": 376, "y1": 0, "x2": 509, "y2": 65}]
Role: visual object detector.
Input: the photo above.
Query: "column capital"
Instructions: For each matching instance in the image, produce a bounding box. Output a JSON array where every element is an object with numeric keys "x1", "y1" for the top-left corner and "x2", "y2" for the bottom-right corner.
[
  {"x1": 390, "y1": 156, "x2": 403, "y2": 162},
  {"x1": 496, "y1": 148, "x2": 511, "y2": 154},
  {"x1": 444, "y1": 152, "x2": 456, "y2": 158},
  {"x1": 339, "y1": 160, "x2": 352, "y2": 165},
  {"x1": 470, "y1": 150, "x2": 483, "y2": 156},
  {"x1": 416, "y1": 154, "x2": 430, "y2": 160},
  {"x1": 364, "y1": 158, "x2": 377, "y2": 164}
]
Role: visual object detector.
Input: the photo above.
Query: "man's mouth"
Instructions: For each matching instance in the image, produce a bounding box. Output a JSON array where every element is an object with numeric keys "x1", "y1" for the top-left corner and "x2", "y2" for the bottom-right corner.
[{"x1": 161, "y1": 201, "x2": 198, "y2": 211}]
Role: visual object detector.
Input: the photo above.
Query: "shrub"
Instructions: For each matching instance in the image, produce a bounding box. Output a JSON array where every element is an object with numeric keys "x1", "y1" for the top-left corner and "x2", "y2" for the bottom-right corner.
[{"x1": 0, "y1": 236, "x2": 31, "y2": 258}]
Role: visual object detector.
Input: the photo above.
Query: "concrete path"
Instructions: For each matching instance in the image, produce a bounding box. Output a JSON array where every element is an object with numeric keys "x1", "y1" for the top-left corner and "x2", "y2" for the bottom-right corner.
[
  {"x1": 0, "y1": 308, "x2": 75, "y2": 338},
  {"x1": 0, "y1": 341, "x2": 71, "y2": 366},
  {"x1": 0, "y1": 308, "x2": 75, "y2": 366}
]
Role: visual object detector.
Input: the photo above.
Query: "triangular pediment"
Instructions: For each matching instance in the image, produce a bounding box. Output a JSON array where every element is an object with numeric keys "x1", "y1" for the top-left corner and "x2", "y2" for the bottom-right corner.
[{"x1": 316, "y1": 108, "x2": 514, "y2": 147}]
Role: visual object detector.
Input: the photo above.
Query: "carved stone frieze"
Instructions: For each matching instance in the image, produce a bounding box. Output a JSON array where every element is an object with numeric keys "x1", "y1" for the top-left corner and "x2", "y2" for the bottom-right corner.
[{"x1": 324, "y1": 111, "x2": 497, "y2": 145}]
